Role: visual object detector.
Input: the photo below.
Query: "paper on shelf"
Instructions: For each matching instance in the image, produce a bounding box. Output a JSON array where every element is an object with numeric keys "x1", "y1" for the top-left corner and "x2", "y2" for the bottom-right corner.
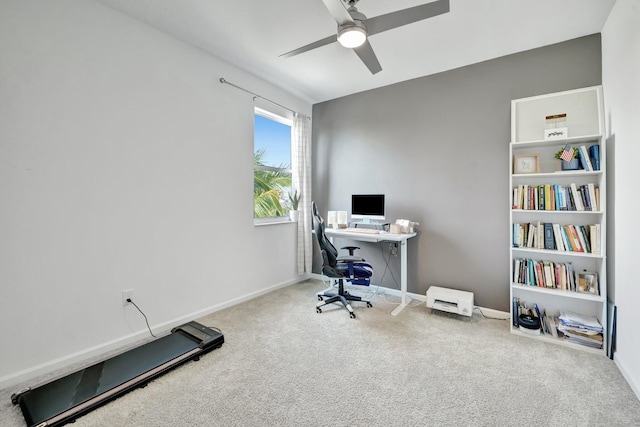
[{"x1": 558, "y1": 310, "x2": 603, "y2": 331}]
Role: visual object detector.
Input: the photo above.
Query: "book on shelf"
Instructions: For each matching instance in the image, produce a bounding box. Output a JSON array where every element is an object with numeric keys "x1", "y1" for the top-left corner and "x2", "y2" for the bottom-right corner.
[
  {"x1": 526, "y1": 223, "x2": 535, "y2": 248},
  {"x1": 587, "y1": 183, "x2": 598, "y2": 211},
  {"x1": 577, "y1": 145, "x2": 594, "y2": 171},
  {"x1": 547, "y1": 315, "x2": 559, "y2": 338},
  {"x1": 556, "y1": 184, "x2": 567, "y2": 210},
  {"x1": 570, "y1": 183, "x2": 585, "y2": 211},
  {"x1": 543, "y1": 223, "x2": 555, "y2": 250},
  {"x1": 567, "y1": 262, "x2": 576, "y2": 291},
  {"x1": 552, "y1": 223, "x2": 565, "y2": 251},
  {"x1": 543, "y1": 261, "x2": 554, "y2": 288},
  {"x1": 589, "y1": 144, "x2": 600, "y2": 171},
  {"x1": 560, "y1": 329, "x2": 603, "y2": 348},
  {"x1": 577, "y1": 225, "x2": 591, "y2": 253},
  {"x1": 536, "y1": 221, "x2": 544, "y2": 249},
  {"x1": 533, "y1": 304, "x2": 544, "y2": 333},
  {"x1": 513, "y1": 222, "x2": 599, "y2": 254},
  {"x1": 512, "y1": 184, "x2": 598, "y2": 211},
  {"x1": 581, "y1": 185, "x2": 592, "y2": 211},
  {"x1": 566, "y1": 225, "x2": 584, "y2": 252},
  {"x1": 560, "y1": 226, "x2": 573, "y2": 251},
  {"x1": 512, "y1": 258, "x2": 595, "y2": 294},
  {"x1": 589, "y1": 224, "x2": 601, "y2": 254},
  {"x1": 563, "y1": 187, "x2": 572, "y2": 211}
]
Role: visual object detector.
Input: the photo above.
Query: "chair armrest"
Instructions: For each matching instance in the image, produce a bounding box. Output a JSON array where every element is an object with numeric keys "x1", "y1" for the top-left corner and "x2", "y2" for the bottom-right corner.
[{"x1": 341, "y1": 246, "x2": 360, "y2": 256}]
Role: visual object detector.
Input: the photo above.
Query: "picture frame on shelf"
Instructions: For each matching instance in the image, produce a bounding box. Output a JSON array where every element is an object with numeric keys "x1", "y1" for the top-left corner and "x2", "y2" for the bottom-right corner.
[
  {"x1": 577, "y1": 271, "x2": 599, "y2": 295},
  {"x1": 513, "y1": 154, "x2": 540, "y2": 174}
]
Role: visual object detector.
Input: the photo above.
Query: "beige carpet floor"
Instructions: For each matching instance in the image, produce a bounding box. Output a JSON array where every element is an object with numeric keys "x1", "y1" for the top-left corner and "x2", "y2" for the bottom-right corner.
[{"x1": 1, "y1": 280, "x2": 639, "y2": 426}]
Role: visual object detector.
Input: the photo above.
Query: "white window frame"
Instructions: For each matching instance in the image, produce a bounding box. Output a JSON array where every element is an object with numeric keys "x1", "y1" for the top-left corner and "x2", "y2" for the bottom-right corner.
[{"x1": 254, "y1": 107, "x2": 294, "y2": 225}]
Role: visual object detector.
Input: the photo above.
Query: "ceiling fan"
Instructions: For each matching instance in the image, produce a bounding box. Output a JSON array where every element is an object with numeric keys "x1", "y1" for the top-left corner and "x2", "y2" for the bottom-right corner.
[{"x1": 280, "y1": 0, "x2": 450, "y2": 75}]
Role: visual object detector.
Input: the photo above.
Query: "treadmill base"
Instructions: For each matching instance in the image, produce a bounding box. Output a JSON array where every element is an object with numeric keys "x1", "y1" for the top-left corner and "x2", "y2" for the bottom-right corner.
[{"x1": 11, "y1": 321, "x2": 224, "y2": 427}]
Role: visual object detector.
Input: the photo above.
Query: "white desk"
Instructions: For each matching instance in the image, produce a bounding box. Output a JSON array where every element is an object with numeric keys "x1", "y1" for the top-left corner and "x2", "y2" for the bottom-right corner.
[{"x1": 324, "y1": 228, "x2": 417, "y2": 316}]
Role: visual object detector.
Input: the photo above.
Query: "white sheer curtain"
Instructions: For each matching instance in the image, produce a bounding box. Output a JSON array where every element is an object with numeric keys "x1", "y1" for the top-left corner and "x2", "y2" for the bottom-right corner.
[{"x1": 292, "y1": 113, "x2": 312, "y2": 274}]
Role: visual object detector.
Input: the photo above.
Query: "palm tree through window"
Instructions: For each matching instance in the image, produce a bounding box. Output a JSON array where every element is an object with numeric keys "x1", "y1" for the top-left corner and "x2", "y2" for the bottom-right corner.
[{"x1": 254, "y1": 109, "x2": 292, "y2": 219}]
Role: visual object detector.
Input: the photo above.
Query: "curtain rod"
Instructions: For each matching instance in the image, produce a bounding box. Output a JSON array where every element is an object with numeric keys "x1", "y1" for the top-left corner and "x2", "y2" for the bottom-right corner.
[{"x1": 219, "y1": 77, "x2": 309, "y2": 119}]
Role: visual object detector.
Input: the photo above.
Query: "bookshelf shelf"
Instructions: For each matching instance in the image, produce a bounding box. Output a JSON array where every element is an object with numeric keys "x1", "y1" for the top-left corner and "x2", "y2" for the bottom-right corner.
[
  {"x1": 511, "y1": 133, "x2": 602, "y2": 149},
  {"x1": 509, "y1": 86, "x2": 607, "y2": 355},
  {"x1": 512, "y1": 171, "x2": 603, "y2": 180},
  {"x1": 510, "y1": 328, "x2": 604, "y2": 355},
  {"x1": 512, "y1": 209, "x2": 603, "y2": 215},
  {"x1": 511, "y1": 247, "x2": 604, "y2": 259},
  {"x1": 511, "y1": 283, "x2": 604, "y2": 302}
]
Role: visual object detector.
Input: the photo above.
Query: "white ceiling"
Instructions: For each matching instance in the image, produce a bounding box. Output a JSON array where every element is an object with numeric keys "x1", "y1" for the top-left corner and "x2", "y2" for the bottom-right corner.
[{"x1": 96, "y1": 0, "x2": 615, "y2": 104}]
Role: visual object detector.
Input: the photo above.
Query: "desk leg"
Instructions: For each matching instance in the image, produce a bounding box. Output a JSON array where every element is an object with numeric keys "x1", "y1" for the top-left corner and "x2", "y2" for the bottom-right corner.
[{"x1": 391, "y1": 239, "x2": 408, "y2": 316}]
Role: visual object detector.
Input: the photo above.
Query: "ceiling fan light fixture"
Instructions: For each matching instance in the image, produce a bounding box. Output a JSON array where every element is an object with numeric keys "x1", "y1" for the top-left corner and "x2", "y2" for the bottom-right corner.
[{"x1": 337, "y1": 24, "x2": 367, "y2": 48}]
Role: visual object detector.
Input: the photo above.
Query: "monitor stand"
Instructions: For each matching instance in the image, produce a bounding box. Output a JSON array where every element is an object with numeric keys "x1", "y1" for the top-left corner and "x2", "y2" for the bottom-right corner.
[{"x1": 349, "y1": 220, "x2": 388, "y2": 231}]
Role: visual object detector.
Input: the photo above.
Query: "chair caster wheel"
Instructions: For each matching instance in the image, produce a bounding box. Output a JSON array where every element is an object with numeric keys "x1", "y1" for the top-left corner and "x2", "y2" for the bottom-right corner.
[
  {"x1": 366, "y1": 302, "x2": 373, "y2": 308},
  {"x1": 317, "y1": 295, "x2": 323, "y2": 301},
  {"x1": 350, "y1": 312, "x2": 356, "y2": 319},
  {"x1": 316, "y1": 308, "x2": 322, "y2": 314}
]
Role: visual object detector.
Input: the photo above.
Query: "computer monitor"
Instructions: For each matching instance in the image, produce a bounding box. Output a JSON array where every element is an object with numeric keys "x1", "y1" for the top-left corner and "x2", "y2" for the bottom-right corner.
[{"x1": 351, "y1": 194, "x2": 385, "y2": 222}]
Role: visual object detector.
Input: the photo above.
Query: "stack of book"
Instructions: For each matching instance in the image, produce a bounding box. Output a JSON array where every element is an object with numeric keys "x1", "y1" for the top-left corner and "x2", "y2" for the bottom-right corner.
[
  {"x1": 557, "y1": 310, "x2": 604, "y2": 348},
  {"x1": 512, "y1": 183, "x2": 599, "y2": 212},
  {"x1": 577, "y1": 144, "x2": 601, "y2": 172},
  {"x1": 512, "y1": 221, "x2": 601, "y2": 254}
]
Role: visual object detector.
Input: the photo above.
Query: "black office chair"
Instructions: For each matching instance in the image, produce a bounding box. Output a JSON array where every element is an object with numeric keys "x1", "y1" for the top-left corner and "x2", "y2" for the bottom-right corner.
[{"x1": 312, "y1": 201, "x2": 373, "y2": 319}]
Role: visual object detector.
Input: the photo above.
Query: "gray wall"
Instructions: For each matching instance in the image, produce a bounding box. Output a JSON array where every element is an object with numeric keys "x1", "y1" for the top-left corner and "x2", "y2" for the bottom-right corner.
[{"x1": 312, "y1": 35, "x2": 602, "y2": 311}]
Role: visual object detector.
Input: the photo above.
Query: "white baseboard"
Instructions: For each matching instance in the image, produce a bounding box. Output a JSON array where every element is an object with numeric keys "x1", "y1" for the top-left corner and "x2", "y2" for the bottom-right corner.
[
  {"x1": 472, "y1": 306, "x2": 511, "y2": 320},
  {"x1": 0, "y1": 277, "x2": 303, "y2": 390},
  {"x1": 310, "y1": 275, "x2": 510, "y2": 319},
  {"x1": 615, "y1": 353, "x2": 640, "y2": 401}
]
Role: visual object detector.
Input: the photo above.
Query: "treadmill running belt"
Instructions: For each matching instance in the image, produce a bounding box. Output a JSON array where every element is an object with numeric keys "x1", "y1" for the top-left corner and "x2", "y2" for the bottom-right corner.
[{"x1": 12, "y1": 321, "x2": 223, "y2": 427}]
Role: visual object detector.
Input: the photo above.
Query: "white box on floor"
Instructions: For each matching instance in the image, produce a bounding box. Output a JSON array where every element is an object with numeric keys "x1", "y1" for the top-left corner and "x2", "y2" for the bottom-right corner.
[{"x1": 426, "y1": 286, "x2": 474, "y2": 317}]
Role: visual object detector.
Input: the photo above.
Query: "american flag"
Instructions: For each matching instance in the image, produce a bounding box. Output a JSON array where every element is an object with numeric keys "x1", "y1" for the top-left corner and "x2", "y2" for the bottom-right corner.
[{"x1": 560, "y1": 144, "x2": 574, "y2": 162}]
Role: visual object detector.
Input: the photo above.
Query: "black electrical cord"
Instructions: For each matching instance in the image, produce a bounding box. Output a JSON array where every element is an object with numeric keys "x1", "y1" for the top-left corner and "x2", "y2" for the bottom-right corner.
[
  {"x1": 377, "y1": 242, "x2": 400, "y2": 290},
  {"x1": 127, "y1": 298, "x2": 157, "y2": 338},
  {"x1": 206, "y1": 325, "x2": 223, "y2": 334}
]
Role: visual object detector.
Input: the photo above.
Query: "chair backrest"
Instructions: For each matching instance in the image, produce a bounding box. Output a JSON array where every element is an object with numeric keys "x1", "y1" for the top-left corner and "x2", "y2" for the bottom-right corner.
[{"x1": 312, "y1": 201, "x2": 339, "y2": 267}]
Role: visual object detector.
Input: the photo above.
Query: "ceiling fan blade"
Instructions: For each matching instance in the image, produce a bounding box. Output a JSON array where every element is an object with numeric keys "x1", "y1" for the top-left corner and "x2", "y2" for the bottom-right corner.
[
  {"x1": 366, "y1": 0, "x2": 450, "y2": 36},
  {"x1": 353, "y1": 40, "x2": 382, "y2": 74},
  {"x1": 321, "y1": 0, "x2": 355, "y2": 26},
  {"x1": 279, "y1": 34, "x2": 338, "y2": 58}
]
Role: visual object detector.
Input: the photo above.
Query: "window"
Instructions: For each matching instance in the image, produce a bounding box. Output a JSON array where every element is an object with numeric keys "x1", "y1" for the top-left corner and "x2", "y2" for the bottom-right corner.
[{"x1": 254, "y1": 108, "x2": 293, "y2": 221}]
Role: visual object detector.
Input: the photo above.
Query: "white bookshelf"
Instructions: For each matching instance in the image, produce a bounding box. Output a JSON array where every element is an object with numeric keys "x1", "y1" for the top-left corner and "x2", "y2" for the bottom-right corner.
[{"x1": 509, "y1": 86, "x2": 607, "y2": 354}]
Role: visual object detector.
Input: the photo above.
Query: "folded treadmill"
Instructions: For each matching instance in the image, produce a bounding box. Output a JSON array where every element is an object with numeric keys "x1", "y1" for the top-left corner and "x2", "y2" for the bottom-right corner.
[{"x1": 11, "y1": 321, "x2": 224, "y2": 427}]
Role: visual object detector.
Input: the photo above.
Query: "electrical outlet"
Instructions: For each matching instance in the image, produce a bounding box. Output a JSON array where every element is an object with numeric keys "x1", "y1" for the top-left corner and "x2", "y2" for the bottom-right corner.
[
  {"x1": 390, "y1": 242, "x2": 399, "y2": 256},
  {"x1": 122, "y1": 289, "x2": 134, "y2": 306}
]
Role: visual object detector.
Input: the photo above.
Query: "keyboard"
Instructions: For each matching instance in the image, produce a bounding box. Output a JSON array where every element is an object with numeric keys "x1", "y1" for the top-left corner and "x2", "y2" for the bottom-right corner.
[{"x1": 343, "y1": 227, "x2": 381, "y2": 234}]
